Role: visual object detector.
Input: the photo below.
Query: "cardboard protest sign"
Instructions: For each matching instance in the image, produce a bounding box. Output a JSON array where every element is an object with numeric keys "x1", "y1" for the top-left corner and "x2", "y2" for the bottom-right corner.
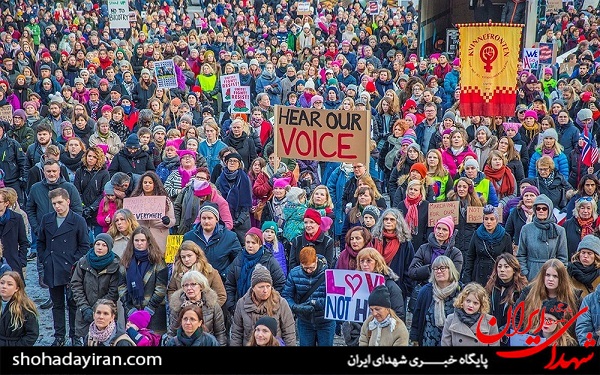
[
  {"x1": 108, "y1": 0, "x2": 129, "y2": 29},
  {"x1": 153, "y1": 59, "x2": 178, "y2": 89},
  {"x1": 229, "y1": 86, "x2": 251, "y2": 114},
  {"x1": 466, "y1": 206, "x2": 484, "y2": 223},
  {"x1": 164, "y1": 235, "x2": 183, "y2": 263},
  {"x1": 546, "y1": 0, "x2": 562, "y2": 13},
  {"x1": 274, "y1": 105, "x2": 371, "y2": 164},
  {"x1": 325, "y1": 269, "x2": 385, "y2": 322},
  {"x1": 220, "y1": 74, "x2": 240, "y2": 102},
  {"x1": 297, "y1": 1, "x2": 312, "y2": 15},
  {"x1": 0, "y1": 105, "x2": 13, "y2": 125},
  {"x1": 123, "y1": 196, "x2": 166, "y2": 221},
  {"x1": 427, "y1": 201, "x2": 459, "y2": 227}
]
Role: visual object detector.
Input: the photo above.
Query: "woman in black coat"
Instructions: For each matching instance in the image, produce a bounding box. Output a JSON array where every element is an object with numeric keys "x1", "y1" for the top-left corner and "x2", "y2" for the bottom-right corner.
[
  {"x1": 397, "y1": 179, "x2": 431, "y2": 251},
  {"x1": 0, "y1": 272, "x2": 39, "y2": 346},
  {"x1": 505, "y1": 185, "x2": 540, "y2": 250},
  {"x1": 0, "y1": 193, "x2": 29, "y2": 281},
  {"x1": 445, "y1": 177, "x2": 485, "y2": 257},
  {"x1": 108, "y1": 134, "x2": 156, "y2": 178},
  {"x1": 563, "y1": 197, "x2": 599, "y2": 260},
  {"x1": 222, "y1": 118, "x2": 258, "y2": 172},
  {"x1": 73, "y1": 146, "x2": 111, "y2": 232},
  {"x1": 463, "y1": 205, "x2": 513, "y2": 285}
]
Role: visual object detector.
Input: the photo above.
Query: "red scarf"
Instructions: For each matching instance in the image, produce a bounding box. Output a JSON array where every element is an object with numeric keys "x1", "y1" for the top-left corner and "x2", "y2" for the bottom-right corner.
[
  {"x1": 403, "y1": 195, "x2": 421, "y2": 233},
  {"x1": 483, "y1": 165, "x2": 515, "y2": 198},
  {"x1": 374, "y1": 231, "x2": 400, "y2": 264},
  {"x1": 305, "y1": 228, "x2": 322, "y2": 242},
  {"x1": 577, "y1": 217, "x2": 595, "y2": 238}
]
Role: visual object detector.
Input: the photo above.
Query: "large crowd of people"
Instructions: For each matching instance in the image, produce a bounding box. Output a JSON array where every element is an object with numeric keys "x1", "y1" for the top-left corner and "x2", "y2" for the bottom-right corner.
[{"x1": 0, "y1": 0, "x2": 599, "y2": 349}]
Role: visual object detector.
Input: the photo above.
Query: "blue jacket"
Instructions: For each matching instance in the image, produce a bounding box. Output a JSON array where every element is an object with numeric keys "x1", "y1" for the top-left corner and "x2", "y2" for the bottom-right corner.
[
  {"x1": 528, "y1": 149, "x2": 569, "y2": 179},
  {"x1": 576, "y1": 284, "x2": 600, "y2": 346},
  {"x1": 183, "y1": 223, "x2": 242, "y2": 281},
  {"x1": 282, "y1": 255, "x2": 329, "y2": 325},
  {"x1": 443, "y1": 69, "x2": 459, "y2": 105},
  {"x1": 255, "y1": 73, "x2": 282, "y2": 105}
]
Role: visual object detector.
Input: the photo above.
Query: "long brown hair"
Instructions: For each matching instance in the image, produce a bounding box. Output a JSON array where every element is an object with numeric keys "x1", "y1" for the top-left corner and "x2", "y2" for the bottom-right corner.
[
  {"x1": 485, "y1": 253, "x2": 528, "y2": 305},
  {"x1": 120, "y1": 226, "x2": 164, "y2": 267},
  {"x1": 1, "y1": 272, "x2": 38, "y2": 330},
  {"x1": 172, "y1": 241, "x2": 215, "y2": 280}
]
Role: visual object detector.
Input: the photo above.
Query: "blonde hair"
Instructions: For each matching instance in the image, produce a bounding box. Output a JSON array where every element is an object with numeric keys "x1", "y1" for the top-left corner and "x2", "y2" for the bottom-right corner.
[{"x1": 453, "y1": 282, "x2": 491, "y2": 315}]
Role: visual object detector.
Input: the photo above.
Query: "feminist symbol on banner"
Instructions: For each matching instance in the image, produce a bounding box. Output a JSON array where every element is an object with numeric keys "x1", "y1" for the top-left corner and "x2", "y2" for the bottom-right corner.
[{"x1": 481, "y1": 43, "x2": 498, "y2": 73}]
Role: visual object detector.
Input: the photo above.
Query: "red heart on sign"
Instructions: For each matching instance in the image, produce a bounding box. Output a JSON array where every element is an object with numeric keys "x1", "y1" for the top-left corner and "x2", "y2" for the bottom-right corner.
[{"x1": 344, "y1": 274, "x2": 363, "y2": 296}]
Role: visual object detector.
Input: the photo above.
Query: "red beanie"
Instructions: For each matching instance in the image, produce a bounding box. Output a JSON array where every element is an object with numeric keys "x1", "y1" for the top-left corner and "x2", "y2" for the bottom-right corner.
[
  {"x1": 304, "y1": 208, "x2": 322, "y2": 225},
  {"x1": 410, "y1": 162, "x2": 428, "y2": 179},
  {"x1": 365, "y1": 81, "x2": 376, "y2": 93}
]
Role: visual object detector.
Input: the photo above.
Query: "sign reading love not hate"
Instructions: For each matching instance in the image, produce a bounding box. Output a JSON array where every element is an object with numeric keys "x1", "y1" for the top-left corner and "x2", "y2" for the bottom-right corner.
[
  {"x1": 123, "y1": 196, "x2": 166, "y2": 221},
  {"x1": 325, "y1": 269, "x2": 385, "y2": 323},
  {"x1": 275, "y1": 105, "x2": 371, "y2": 165}
]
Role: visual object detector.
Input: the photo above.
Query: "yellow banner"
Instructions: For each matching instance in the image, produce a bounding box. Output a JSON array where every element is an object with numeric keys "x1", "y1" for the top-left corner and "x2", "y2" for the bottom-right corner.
[
  {"x1": 457, "y1": 23, "x2": 523, "y2": 116},
  {"x1": 164, "y1": 235, "x2": 183, "y2": 264}
]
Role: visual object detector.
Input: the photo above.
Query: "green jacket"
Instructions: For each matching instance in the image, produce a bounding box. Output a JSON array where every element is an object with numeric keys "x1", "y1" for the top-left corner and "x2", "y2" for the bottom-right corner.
[
  {"x1": 9, "y1": 126, "x2": 34, "y2": 153},
  {"x1": 26, "y1": 23, "x2": 41, "y2": 45}
]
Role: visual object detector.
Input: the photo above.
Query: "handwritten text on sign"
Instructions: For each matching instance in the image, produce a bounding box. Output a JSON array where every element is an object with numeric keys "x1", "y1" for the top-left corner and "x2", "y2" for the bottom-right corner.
[
  {"x1": 220, "y1": 73, "x2": 240, "y2": 102},
  {"x1": 123, "y1": 196, "x2": 166, "y2": 221},
  {"x1": 275, "y1": 106, "x2": 371, "y2": 164},
  {"x1": 230, "y1": 86, "x2": 251, "y2": 114},
  {"x1": 108, "y1": 0, "x2": 129, "y2": 29},
  {"x1": 325, "y1": 269, "x2": 385, "y2": 322},
  {"x1": 466, "y1": 206, "x2": 483, "y2": 223},
  {"x1": 427, "y1": 201, "x2": 459, "y2": 227}
]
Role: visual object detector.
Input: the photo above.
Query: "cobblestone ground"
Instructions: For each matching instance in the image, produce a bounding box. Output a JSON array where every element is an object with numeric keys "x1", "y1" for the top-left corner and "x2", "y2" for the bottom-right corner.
[{"x1": 24, "y1": 259, "x2": 55, "y2": 346}]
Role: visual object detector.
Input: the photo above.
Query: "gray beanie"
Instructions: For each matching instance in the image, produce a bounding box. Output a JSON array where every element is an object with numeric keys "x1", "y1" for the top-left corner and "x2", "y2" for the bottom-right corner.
[
  {"x1": 362, "y1": 205, "x2": 380, "y2": 221},
  {"x1": 103, "y1": 181, "x2": 115, "y2": 195},
  {"x1": 541, "y1": 128, "x2": 559, "y2": 141},
  {"x1": 286, "y1": 187, "x2": 306, "y2": 204},
  {"x1": 464, "y1": 158, "x2": 480, "y2": 171},
  {"x1": 442, "y1": 111, "x2": 456, "y2": 123},
  {"x1": 577, "y1": 234, "x2": 600, "y2": 256},
  {"x1": 407, "y1": 142, "x2": 421, "y2": 153},
  {"x1": 251, "y1": 263, "x2": 273, "y2": 287},
  {"x1": 476, "y1": 125, "x2": 492, "y2": 138},
  {"x1": 577, "y1": 108, "x2": 593, "y2": 121},
  {"x1": 198, "y1": 202, "x2": 220, "y2": 220},
  {"x1": 533, "y1": 194, "x2": 554, "y2": 213},
  {"x1": 94, "y1": 233, "x2": 114, "y2": 252}
]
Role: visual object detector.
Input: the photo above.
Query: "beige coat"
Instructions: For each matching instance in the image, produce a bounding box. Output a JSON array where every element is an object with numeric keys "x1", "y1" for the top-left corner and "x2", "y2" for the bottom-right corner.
[
  {"x1": 441, "y1": 312, "x2": 500, "y2": 346},
  {"x1": 167, "y1": 266, "x2": 226, "y2": 306},
  {"x1": 358, "y1": 315, "x2": 409, "y2": 346},
  {"x1": 138, "y1": 198, "x2": 175, "y2": 253}
]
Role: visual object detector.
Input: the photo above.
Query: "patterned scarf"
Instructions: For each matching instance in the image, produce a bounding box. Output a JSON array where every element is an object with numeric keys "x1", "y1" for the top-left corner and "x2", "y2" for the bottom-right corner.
[
  {"x1": 432, "y1": 281, "x2": 458, "y2": 327},
  {"x1": 367, "y1": 315, "x2": 396, "y2": 346},
  {"x1": 88, "y1": 320, "x2": 116, "y2": 344},
  {"x1": 577, "y1": 217, "x2": 595, "y2": 238}
]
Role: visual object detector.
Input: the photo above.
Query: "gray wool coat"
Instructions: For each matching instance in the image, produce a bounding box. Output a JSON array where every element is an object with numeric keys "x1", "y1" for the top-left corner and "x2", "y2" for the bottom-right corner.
[
  {"x1": 516, "y1": 222, "x2": 568, "y2": 281},
  {"x1": 441, "y1": 312, "x2": 500, "y2": 346}
]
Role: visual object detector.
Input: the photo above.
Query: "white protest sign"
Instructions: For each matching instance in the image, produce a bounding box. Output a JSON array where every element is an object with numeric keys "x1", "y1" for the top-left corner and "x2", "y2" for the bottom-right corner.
[
  {"x1": 325, "y1": 269, "x2": 385, "y2": 323},
  {"x1": 108, "y1": 0, "x2": 129, "y2": 29},
  {"x1": 230, "y1": 86, "x2": 252, "y2": 114},
  {"x1": 153, "y1": 59, "x2": 178, "y2": 89},
  {"x1": 220, "y1": 73, "x2": 240, "y2": 102},
  {"x1": 523, "y1": 48, "x2": 540, "y2": 71}
]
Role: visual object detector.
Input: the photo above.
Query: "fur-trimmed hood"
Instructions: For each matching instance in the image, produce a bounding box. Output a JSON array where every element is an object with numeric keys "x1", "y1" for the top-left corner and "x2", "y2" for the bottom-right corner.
[{"x1": 169, "y1": 285, "x2": 220, "y2": 316}]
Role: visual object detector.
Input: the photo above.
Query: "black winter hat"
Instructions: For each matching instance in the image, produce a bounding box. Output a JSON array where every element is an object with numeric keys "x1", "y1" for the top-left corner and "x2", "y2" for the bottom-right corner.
[
  {"x1": 255, "y1": 316, "x2": 278, "y2": 336},
  {"x1": 368, "y1": 285, "x2": 391, "y2": 308}
]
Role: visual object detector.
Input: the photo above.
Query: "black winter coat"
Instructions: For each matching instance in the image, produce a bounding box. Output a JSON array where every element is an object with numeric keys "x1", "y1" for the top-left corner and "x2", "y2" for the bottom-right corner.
[
  {"x1": 408, "y1": 232, "x2": 464, "y2": 286},
  {"x1": 397, "y1": 200, "x2": 431, "y2": 251},
  {"x1": 289, "y1": 231, "x2": 335, "y2": 270},
  {"x1": 505, "y1": 206, "x2": 530, "y2": 246},
  {"x1": 108, "y1": 148, "x2": 155, "y2": 177},
  {"x1": 73, "y1": 166, "x2": 110, "y2": 225},
  {"x1": 0, "y1": 210, "x2": 29, "y2": 280},
  {"x1": 0, "y1": 299, "x2": 39, "y2": 346},
  {"x1": 37, "y1": 210, "x2": 89, "y2": 288},
  {"x1": 463, "y1": 228, "x2": 513, "y2": 285}
]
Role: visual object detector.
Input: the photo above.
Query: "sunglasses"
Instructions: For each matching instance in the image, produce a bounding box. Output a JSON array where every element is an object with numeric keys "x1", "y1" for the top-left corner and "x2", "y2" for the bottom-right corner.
[{"x1": 535, "y1": 206, "x2": 549, "y2": 212}]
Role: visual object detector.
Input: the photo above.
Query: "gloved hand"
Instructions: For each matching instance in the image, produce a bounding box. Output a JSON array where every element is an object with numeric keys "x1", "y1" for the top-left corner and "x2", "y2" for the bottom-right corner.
[
  {"x1": 293, "y1": 303, "x2": 315, "y2": 318},
  {"x1": 82, "y1": 207, "x2": 92, "y2": 219},
  {"x1": 82, "y1": 307, "x2": 94, "y2": 323},
  {"x1": 161, "y1": 216, "x2": 170, "y2": 225}
]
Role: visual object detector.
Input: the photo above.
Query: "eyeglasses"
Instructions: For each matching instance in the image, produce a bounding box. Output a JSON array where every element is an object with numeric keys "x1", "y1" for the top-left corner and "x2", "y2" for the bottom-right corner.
[
  {"x1": 433, "y1": 266, "x2": 449, "y2": 272},
  {"x1": 182, "y1": 283, "x2": 200, "y2": 289},
  {"x1": 301, "y1": 264, "x2": 317, "y2": 272},
  {"x1": 535, "y1": 206, "x2": 549, "y2": 212}
]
